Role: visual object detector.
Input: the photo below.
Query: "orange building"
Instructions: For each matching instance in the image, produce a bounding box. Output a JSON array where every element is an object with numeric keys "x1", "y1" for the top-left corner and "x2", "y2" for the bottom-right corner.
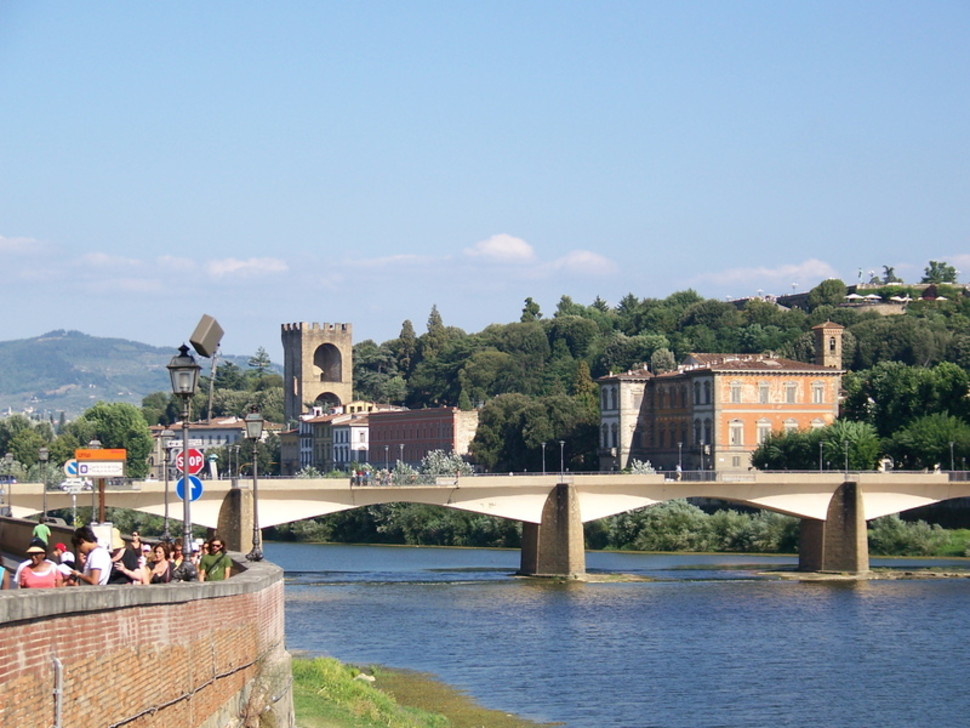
[{"x1": 598, "y1": 323, "x2": 844, "y2": 473}]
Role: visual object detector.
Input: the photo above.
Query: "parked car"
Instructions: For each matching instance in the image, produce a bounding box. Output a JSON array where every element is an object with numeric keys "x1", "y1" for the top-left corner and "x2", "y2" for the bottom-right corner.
[{"x1": 0, "y1": 474, "x2": 16, "y2": 485}]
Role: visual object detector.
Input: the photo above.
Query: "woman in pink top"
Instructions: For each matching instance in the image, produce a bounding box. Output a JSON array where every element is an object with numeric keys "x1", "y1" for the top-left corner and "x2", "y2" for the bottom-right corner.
[{"x1": 19, "y1": 543, "x2": 63, "y2": 588}]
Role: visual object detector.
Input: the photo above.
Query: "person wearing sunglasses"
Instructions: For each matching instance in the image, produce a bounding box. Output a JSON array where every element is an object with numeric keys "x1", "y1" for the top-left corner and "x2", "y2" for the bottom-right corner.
[{"x1": 198, "y1": 537, "x2": 232, "y2": 581}]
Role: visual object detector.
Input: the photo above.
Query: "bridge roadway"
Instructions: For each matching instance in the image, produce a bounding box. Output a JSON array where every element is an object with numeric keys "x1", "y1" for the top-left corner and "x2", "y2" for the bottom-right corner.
[{"x1": 7, "y1": 471, "x2": 966, "y2": 577}]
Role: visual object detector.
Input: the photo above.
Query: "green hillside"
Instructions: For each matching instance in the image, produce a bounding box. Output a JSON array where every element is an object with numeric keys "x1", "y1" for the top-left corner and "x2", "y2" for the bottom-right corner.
[{"x1": 0, "y1": 330, "x2": 261, "y2": 419}]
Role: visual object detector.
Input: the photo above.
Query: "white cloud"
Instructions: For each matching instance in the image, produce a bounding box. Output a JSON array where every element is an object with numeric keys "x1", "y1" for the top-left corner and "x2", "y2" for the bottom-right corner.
[
  {"x1": 344, "y1": 253, "x2": 438, "y2": 268},
  {"x1": 0, "y1": 235, "x2": 43, "y2": 255},
  {"x1": 115, "y1": 277, "x2": 165, "y2": 293},
  {"x1": 464, "y1": 234, "x2": 537, "y2": 264},
  {"x1": 206, "y1": 257, "x2": 288, "y2": 278},
  {"x1": 692, "y1": 258, "x2": 839, "y2": 292},
  {"x1": 157, "y1": 255, "x2": 197, "y2": 272},
  {"x1": 80, "y1": 252, "x2": 142, "y2": 268},
  {"x1": 549, "y1": 250, "x2": 618, "y2": 276}
]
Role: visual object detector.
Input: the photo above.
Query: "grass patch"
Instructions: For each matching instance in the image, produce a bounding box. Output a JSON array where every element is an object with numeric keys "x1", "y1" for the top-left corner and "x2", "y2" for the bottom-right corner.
[{"x1": 292, "y1": 657, "x2": 556, "y2": 728}]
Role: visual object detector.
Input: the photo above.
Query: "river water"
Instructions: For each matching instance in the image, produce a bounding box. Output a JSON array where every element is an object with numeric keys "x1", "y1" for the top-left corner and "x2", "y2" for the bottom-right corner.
[{"x1": 268, "y1": 542, "x2": 970, "y2": 728}]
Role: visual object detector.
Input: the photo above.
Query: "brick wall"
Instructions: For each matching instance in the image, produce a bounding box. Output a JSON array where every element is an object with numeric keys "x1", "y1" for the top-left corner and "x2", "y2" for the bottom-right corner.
[{"x1": 0, "y1": 558, "x2": 293, "y2": 728}]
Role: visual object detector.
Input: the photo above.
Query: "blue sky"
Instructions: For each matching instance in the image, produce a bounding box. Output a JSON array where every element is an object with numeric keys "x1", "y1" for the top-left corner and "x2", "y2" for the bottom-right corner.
[{"x1": 1, "y1": 2, "x2": 968, "y2": 362}]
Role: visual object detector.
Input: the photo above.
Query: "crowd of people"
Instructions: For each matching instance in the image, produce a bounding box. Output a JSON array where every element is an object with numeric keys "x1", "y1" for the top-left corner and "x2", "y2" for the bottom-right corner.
[{"x1": 0, "y1": 524, "x2": 234, "y2": 589}]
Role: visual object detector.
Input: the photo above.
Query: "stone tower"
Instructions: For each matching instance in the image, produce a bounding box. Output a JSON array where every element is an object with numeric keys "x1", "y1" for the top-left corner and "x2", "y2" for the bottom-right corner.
[
  {"x1": 812, "y1": 321, "x2": 844, "y2": 369},
  {"x1": 280, "y1": 322, "x2": 353, "y2": 423}
]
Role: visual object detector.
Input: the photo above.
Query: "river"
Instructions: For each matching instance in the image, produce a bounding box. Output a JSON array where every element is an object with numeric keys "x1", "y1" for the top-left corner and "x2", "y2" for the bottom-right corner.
[{"x1": 267, "y1": 542, "x2": 970, "y2": 728}]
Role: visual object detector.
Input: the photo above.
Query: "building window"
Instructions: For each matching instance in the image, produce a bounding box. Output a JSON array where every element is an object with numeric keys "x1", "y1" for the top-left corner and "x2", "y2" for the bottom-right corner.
[
  {"x1": 757, "y1": 419, "x2": 772, "y2": 444},
  {"x1": 759, "y1": 383, "x2": 769, "y2": 404},
  {"x1": 811, "y1": 418, "x2": 825, "y2": 429},
  {"x1": 812, "y1": 382, "x2": 824, "y2": 404},
  {"x1": 693, "y1": 381, "x2": 701, "y2": 404},
  {"x1": 785, "y1": 382, "x2": 797, "y2": 404},
  {"x1": 693, "y1": 419, "x2": 701, "y2": 445},
  {"x1": 704, "y1": 381, "x2": 712, "y2": 404},
  {"x1": 730, "y1": 382, "x2": 742, "y2": 404},
  {"x1": 729, "y1": 420, "x2": 743, "y2": 446},
  {"x1": 601, "y1": 424, "x2": 609, "y2": 448},
  {"x1": 704, "y1": 418, "x2": 712, "y2": 444},
  {"x1": 611, "y1": 423, "x2": 618, "y2": 448},
  {"x1": 784, "y1": 418, "x2": 798, "y2": 433}
]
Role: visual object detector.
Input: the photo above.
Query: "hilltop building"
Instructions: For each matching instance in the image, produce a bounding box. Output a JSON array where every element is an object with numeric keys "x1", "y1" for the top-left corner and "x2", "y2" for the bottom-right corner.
[{"x1": 597, "y1": 322, "x2": 844, "y2": 473}]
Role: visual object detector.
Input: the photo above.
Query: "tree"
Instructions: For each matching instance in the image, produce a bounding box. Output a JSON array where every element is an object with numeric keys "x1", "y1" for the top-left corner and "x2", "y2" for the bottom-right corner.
[
  {"x1": 922, "y1": 260, "x2": 958, "y2": 284},
  {"x1": 888, "y1": 413, "x2": 970, "y2": 470},
  {"x1": 66, "y1": 402, "x2": 154, "y2": 478},
  {"x1": 520, "y1": 297, "x2": 542, "y2": 322},
  {"x1": 650, "y1": 348, "x2": 677, "y2": 373},
  {"x1": 248, "y1": 347, "x2": 272, "y2": 374},
  {"x1": 807, "y1": 279, "x2": 847, "y2": 310},
  {"x1": 882, "y1": 265, "x2": 903, "y2": 284},
  {"x1": 390, "y1": 319, "x2": 418, "y2": 375}
]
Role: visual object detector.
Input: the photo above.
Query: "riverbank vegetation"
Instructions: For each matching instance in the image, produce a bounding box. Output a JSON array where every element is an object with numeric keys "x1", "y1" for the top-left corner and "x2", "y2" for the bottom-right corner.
[
  {"x1": 291, "y1": 656, "x2": 550, "y2": 728},
  {"x1": 268, "y1": 498, "x2": 970, "y2": 559}
]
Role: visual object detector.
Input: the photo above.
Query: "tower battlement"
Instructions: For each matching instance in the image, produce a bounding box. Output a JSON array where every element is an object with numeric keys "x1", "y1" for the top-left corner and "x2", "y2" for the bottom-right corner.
[{"x1": 281, "y1": 322, "x2": 352, "y2": 334}]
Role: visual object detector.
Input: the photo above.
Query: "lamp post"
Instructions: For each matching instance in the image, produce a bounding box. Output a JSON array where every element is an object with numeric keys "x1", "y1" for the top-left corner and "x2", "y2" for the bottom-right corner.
[
  {"x1": 160, "y1": 428, "x2": 175, "y2": 541},
  {"x1": 245, "y1": 408, "x2": 264, "y2": 561},
  {"x1": 819, "y1": 441, "x2": 824, "y2": 473},
  {"x1": 38, "y1": 446, "x2": 49, "y2": 521},
  {"x1": 86, "y1": 438, "x2": 105, "y2": 523},
  {"x1": 541, "y1": 442, "x2": 547, "y2": 475},
  {"x1": 843, "y1": 440, "x2": 849, "y2": 475},
  {"x1": 677, "y1": 442, "x2": 683, "y2": 473},
  {"x1": 559, "y1": 440, "x2": 565, "y2": 479},
  {"x1": 399, "y1": 443, "x2": 404, "y2": 467},
  {"x1": 168, "y1": 344, "x2": 201, "y2": 557},
  {"x1": 4, "y1": 452, "x2": 13, "y2": 513},
  {"x1": 950, "y1": 441, "x2": 955, "y2": 472},
  {"x1": 384, "y1": 444, "x2": 389, "y2": 471}
]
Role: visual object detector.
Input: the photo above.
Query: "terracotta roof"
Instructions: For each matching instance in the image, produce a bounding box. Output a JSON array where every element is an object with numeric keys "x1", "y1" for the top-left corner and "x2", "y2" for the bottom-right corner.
[
  {"x1": 682, "y1": 353, "x2": 839, "y2": 373},
  {"x1": 596, "y1": 368, "x2": 652, "y2": 383}
]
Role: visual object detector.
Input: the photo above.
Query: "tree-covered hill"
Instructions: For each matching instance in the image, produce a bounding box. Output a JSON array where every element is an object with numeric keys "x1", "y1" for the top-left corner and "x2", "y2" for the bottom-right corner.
[{"x1": 0, "y1": 330, "x2": 266, "y2": 419}]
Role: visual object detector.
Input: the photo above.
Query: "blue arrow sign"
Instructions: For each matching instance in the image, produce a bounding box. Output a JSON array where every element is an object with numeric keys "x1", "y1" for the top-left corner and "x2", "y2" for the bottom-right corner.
[{"x1": 175, "y1": 476, "x2": 204, "y2": 502}]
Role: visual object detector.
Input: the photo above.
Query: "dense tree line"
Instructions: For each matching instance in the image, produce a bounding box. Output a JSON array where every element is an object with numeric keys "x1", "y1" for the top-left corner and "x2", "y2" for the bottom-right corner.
[{"x1": 348, "y1": 266, "x2": 970, "y2": 473}]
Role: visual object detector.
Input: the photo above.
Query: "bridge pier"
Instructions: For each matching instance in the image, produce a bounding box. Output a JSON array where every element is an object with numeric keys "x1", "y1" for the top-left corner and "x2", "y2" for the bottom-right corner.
[
  {"x1": 217, "y1": 485, "x2": 255, "y2": 553},
  {"x1": 518, "y1": 483, "x2": 586, "y2": 579},
  {"x1": 798, "y1": 481, "x2": 869, "y2": 573}
]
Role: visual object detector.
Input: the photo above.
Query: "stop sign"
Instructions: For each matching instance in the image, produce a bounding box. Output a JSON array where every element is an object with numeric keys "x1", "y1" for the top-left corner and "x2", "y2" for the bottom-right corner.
[{"x1": 175, "y1": 448, "x2": 205, "y2": 476}]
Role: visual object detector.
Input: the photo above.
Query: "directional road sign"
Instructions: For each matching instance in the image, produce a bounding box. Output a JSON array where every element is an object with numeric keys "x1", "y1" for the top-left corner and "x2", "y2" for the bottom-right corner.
[
  {"x1": 176, "y1": 476, "x2": 204, "y2": 502},
  {"x1": 176, "y1": 448, "x2": 205, "y2": 476}
]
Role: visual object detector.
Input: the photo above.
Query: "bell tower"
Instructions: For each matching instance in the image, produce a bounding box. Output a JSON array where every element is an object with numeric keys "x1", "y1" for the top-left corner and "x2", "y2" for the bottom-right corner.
[
  {"x1": 280, "y1": 322, "x2": 353, "y2": 423},
  {"x1": 812, "y1": 321, "x2": 844, "y2": 369}
]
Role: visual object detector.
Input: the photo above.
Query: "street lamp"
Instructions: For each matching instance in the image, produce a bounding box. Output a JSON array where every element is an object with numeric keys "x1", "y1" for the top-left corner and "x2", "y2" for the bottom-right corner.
[
  {"x1": 541, "y1": 442, "x2": 547, "y2": 475},
  {"x1": 677, "y1": 442, "x2": 683, "y2": 473},
  {"x1": 384, "y1": 444, "x2": 389, "y2": 471},
  {"x1": 819, "y1": 441, "x2": 824, "y2": 473},
  {"x1": 160, "y1": 428, "x2": 175, "y2": 541},
  {"x1": 559, "y1": 440, "x2": 565, "y2": 479},
  {"x1": 245, "y1": 408, "x2": 265, "y2": 562},
  {"x1": 399, "y1": 443, "x2": 404, "y2": 467},
  {"x1": 168, "y1": 344, "x2": 201, "y2": 557},
  {"x1": 38, "y1": 446, "x2": 49, "y2": 521},
  {"x1": 4, "y1": 452, "x2": 13, "y2": 514},
  {"x1": 950, "y1": 441, "x2": 955, "y2": 472},
  {"x1": 843, "y1": 440, "x2": 849, "y2": 474}
]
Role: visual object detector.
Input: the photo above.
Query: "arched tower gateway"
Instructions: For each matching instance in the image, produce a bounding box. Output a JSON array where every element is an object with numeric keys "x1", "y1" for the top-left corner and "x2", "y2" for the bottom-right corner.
[
  {"x1": 812, "y1": 321, "x2": 844, "y2": 369},
  {"x1": 281, "y1": 322, "x2": 353, "y2": 423}
]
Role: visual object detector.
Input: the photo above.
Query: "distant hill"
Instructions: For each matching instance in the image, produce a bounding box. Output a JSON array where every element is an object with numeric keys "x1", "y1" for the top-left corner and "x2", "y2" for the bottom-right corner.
[{"x1": 0, "y1": 330, "x2": 271, "y2": 420}]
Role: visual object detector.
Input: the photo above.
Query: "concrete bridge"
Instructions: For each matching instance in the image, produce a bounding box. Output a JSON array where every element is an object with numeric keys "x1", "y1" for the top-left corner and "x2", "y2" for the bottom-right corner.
[{"x1": 8, "y1": 471, "x2": 967, "y2": 577}]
